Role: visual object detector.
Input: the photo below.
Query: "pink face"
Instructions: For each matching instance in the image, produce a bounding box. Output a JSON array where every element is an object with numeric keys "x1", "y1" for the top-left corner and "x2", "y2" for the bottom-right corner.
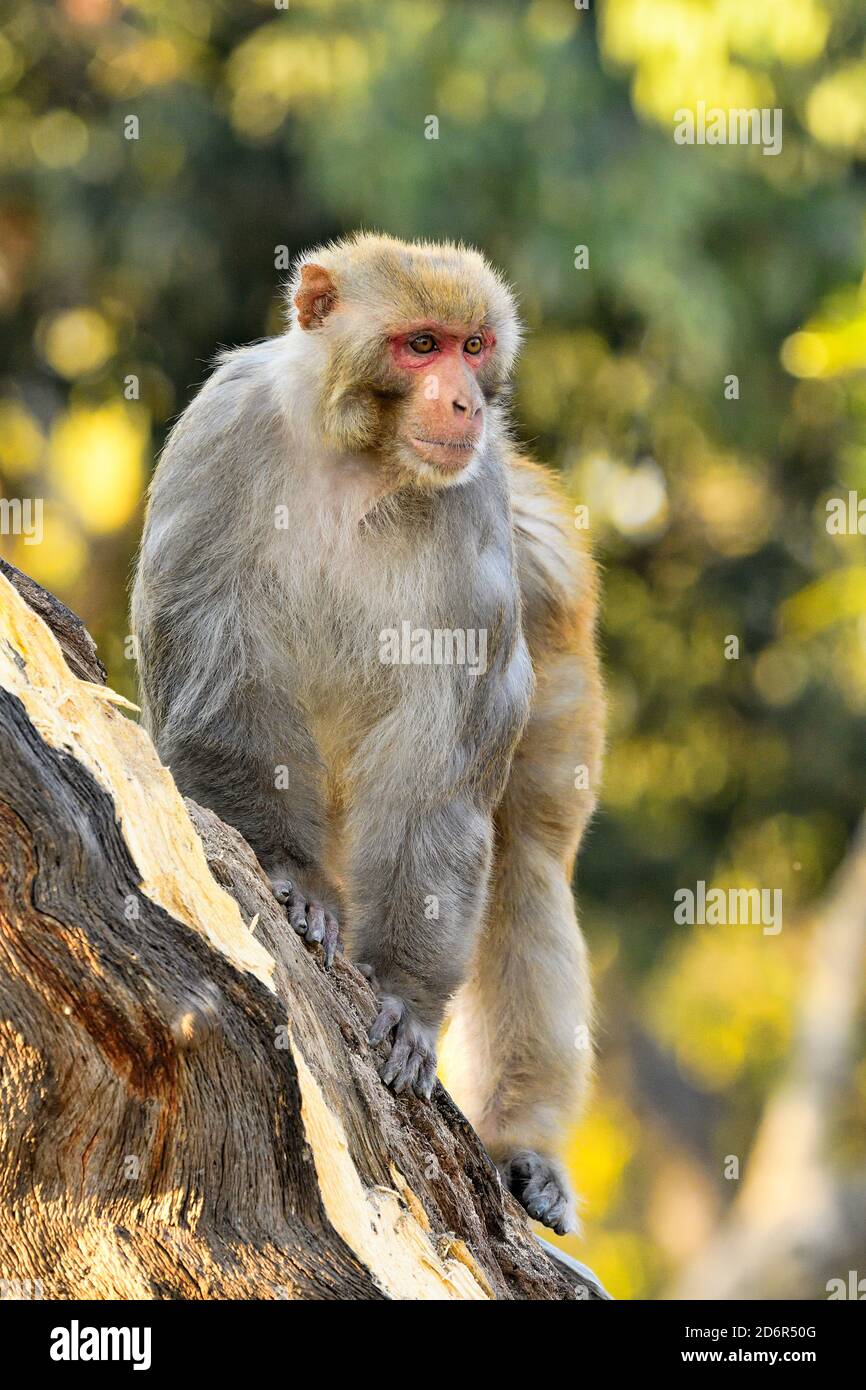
[{"x1": 388, "y1": 323, "x2": 495, "y2": 474}]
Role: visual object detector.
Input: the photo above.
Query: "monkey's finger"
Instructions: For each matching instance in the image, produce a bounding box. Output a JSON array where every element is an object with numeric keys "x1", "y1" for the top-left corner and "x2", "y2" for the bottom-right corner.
[
  {"x1": 520, "y1": 1169, "x2": 577, "y2": 1233},
  {"x1": 288, "y1": 895, "x2": 308, "y2": 934},
  {"x1": 323, "y1": 913, "x2": 339, "y2": 970},
  {"x1": 524, "y1": 1179, "x2": 560, "y2": 1222},
  {"x1": 368, "y1": 1002, "x2": 401, "y2": 1046},
  {"x1": 306, "y1": 903, "x2": 325, "y2": 946},
  {"x1": 391, "y1": 1049, "x2": 423, "y2": 1095},
  {"x1": 270, "y1": 878, "x2": 293, "y2": 905},
  {"x1": 524, "y1": 1174, "x2": 559, "y2": 1203},
  {"x1": 547, "y1": 1197, "x2": 577, "y2": 1236},
  {"x1": 380, "y1": 1038, "x2": 411, "y2": 1086},
  {"x1": 416, "y1": 1053, "x2": 437, "y2": 1099}
]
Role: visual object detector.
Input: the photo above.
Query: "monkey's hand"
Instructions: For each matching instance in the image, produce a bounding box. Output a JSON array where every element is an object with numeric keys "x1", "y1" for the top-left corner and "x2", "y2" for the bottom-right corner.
[
  {"x1": 499, "y1": 1149, "x2": 578, "y2": 1237},
  {"x1": 269, "y1": 873, "x2": 340, "y2": 970},
  {"x1": 367, "y1": 993, "x2": 438, "y2": 1100}
]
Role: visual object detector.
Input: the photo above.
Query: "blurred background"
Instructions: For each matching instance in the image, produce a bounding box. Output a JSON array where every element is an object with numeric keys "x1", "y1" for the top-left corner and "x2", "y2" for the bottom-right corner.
[{"x1": 1, "y1": 0, "x2": 865, "y2": 1299}]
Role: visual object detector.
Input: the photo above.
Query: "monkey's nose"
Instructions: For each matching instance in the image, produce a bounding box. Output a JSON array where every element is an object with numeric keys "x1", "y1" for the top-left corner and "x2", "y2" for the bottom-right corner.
[{"x1": 452, "y1": 397, "x2": 482, "y2": 420}]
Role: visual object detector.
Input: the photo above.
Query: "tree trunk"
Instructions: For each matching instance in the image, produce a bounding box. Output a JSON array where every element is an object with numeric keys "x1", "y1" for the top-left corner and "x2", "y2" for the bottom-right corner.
[{"x1": 0, "y1": 560, "x2": 603, "y2": 1302}]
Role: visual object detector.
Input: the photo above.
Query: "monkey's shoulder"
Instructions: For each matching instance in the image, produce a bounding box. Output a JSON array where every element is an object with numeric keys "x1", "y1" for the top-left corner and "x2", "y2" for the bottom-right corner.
[
  {"x1": 165, "y1": 341, "x2": 285, "y2": 459},
  {"x1": 508, "y1": 452, "x2": 599, "y2": 651}
]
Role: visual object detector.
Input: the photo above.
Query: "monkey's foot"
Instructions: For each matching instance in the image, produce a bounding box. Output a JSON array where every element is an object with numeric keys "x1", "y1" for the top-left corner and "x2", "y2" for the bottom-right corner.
[
  {"x1": 368, "y1": 994, "x2": 437, "y2": 1100},
  {"x1": 270, "y1": 877, "x2": 340, "y2": 970},
  {"x1": 499, "y1": 1149, "x2": 578, "y2": 1236}
]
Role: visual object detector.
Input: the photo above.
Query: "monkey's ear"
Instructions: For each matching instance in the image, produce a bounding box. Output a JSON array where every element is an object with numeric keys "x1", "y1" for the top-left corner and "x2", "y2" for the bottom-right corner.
[{"x1": 294, "y1": 263, "x2": 338, "y2": 330}]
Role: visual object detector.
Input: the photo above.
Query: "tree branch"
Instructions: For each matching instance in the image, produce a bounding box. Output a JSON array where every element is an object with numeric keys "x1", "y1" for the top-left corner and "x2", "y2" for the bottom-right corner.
[{"x1": 0, "y1": 564, "x2": 604, "y2": 1301}]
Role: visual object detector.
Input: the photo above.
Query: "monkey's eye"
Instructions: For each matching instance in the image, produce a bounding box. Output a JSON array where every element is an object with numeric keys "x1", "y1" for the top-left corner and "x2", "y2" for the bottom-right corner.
[
  {"x1": 464, "y1": 335, "x2": 484, "y2": 356},
  {"x1": 408, "y1": 333, "x2": 437, "y2": 355}
]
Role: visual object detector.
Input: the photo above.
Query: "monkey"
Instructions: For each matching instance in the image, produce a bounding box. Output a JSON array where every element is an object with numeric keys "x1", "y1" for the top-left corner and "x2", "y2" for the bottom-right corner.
[{"x1": 131, "y1": 233, "x2": 604, "y2": 1235}]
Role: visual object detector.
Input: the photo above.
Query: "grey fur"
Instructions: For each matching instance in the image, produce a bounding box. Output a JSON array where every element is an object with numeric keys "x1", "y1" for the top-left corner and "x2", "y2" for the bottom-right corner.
[
  {"x1": 132, "y1": 239, "x2": 601, "y2": 1232},
  {"x1": 133, "y1": 331, "x2": 531, "y2": 1026}
]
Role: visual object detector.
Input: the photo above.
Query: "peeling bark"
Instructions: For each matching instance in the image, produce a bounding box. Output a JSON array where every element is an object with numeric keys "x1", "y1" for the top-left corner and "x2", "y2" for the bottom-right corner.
[{"x1": 0, "y1": 566, "x2": 602, "y2": 1301}]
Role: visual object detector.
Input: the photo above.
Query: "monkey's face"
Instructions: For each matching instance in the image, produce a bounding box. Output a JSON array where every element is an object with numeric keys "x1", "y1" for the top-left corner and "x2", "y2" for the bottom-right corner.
[
  {"x1": 290, "y1": 235, "x2": 521, "y2": 490},
  {"x1": 383, "y1": 322, "x2": 493, "y2": 483}
]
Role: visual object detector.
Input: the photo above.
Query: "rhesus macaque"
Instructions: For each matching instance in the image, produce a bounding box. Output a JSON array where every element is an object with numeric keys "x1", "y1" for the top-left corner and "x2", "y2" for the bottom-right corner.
[{"x1": 132, "y1": 234, "x2": 604, "y2": 1234}]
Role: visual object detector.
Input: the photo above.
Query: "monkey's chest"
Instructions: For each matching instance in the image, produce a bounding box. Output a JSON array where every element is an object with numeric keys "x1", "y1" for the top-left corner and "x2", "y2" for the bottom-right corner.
[
  {"x1": 273, "y1": 504, "x2": 509, "y2": 736},
  {"x1": 292, "y1": 592, "x2": 483, "y2": 708}
]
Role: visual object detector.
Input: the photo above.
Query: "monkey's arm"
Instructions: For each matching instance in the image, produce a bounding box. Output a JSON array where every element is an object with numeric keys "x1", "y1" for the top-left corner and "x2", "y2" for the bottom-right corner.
[
  {"x1": 134, "y1": 589, "x2": 342, "y2": 964},
  {"x1": 343, "y1": 644, "x2": 533, "y2": 1099},
  {"x1": 348, "y1": 791, "x2": 493, "y2": 1096},
  {"x1": 131, "y1": 351, "x2": 345, "y2": 962}
]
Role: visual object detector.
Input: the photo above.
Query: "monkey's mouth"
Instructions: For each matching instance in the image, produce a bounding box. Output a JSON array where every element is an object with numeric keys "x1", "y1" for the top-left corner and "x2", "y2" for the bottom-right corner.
[{"x1": 408, "y1": 435, "x2": 478, "y2": 471}]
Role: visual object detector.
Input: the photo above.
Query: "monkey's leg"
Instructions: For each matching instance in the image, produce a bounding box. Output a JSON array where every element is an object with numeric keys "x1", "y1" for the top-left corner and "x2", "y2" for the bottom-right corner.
[{"x1": 441, "y1": 647, "x2": 602, "y2": 1234}]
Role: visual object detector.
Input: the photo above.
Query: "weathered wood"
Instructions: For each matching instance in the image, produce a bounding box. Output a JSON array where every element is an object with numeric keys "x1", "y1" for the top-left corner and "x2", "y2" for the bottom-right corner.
[
  {"x1": 0, "y1": 556, "x2": 105, "y2": 684},
  {"x1": 0, "y1": 567, "x2": 600, "y2": 1300}
]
